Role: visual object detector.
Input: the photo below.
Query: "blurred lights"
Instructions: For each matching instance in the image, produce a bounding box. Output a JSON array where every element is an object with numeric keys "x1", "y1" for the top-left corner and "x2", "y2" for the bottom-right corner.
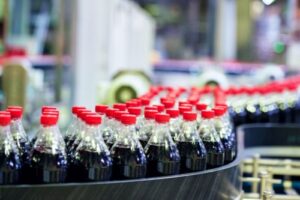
[{"x1": 262, "y1": 0, "x2": 276, "y2": 5}]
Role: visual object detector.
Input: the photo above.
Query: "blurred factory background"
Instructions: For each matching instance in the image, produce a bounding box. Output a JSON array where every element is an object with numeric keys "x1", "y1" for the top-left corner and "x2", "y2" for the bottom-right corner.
[{"x1": 0, "y1": 0, "x2": 299, "y2": 130}]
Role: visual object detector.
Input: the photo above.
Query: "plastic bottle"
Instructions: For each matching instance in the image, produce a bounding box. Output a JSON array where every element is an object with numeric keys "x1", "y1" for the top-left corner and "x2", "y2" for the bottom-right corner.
[
  {"x1": 110, "y1": 114, "x2": 147, "y2": 179},
  {"x1": 65, "y1": 106, "x2": 85, "y2": 146},
  {"x1": 166, "y1": 109, "x2": 181, "y2": 140},
  {"x1": 0, "y1": 112, "x2": 21, "y2": 184},
  {"x1": 128, "y1": 107, "x2": 142, "y2": 131},
  {"x1": 106, "y1": 110, "x2": 127, "y2": 149},
  {"x1": 138, "y1": 110, "x2": 158, "y2": 147},
  {"x1": 198, "y1": 110, "x2": 225, "y2": 169},
  {"x1": 175, "y1": 112, "x2": 207, "y2": 172},
  {"x1": 31, "y1": 114, "x2": 67, "y2": 183},
  {"x1": 213, "y1": 107, "x2": 235, "y2": 164},
  {"x1": 195, "y1": 103, "x2": 208, "y2": 128},
  {"x1": 144, "y1": 113, "x2": 180, "y2": 177},
  {"x1": 73, "y1": 115, "x2": 112, "y2": 181},
  {"x1": 7, "y1": 107, "x2": 31, "y2": 183},
  {"x1": 102, "y1": 108, "x2": 118, "y2": 143}
]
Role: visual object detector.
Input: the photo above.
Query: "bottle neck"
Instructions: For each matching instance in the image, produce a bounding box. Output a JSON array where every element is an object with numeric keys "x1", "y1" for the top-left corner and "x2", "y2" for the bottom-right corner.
[
  {"x1": 177, "y1": 120, "x2": 199, "y2": 142},
  {"x1": 149, "y1": 122, "x2": 174, "y2": 145},
  {"x1": 199, "y1": 118, "x2": 220, "y2": 142}
]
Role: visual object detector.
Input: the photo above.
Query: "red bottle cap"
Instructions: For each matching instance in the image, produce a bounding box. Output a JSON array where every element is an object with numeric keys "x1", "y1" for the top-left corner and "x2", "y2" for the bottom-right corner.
[
  {"x1": 183, "y1": 112, "x2": 197, "y2": 121},
  {"x1": 79, "y1": 111, "x2": 93, "y2": 120},
  {"x1": 0, "y1": 114, "x2": 11, "y2": 126},
  {"x1": 166, "y1": 109, "x2": 179, "y2": 118},
  {"x1": 140, "y1": 98, "x2": 150, "y2": 106},
  {"x1": 71, "y1": 106, "x2": 85, "y2": 115},
  {"x1": 85, "y1": 114, "x2": 102, "y2": 125},
  {"x1": 213, "y1": 107, "x2": 225, "y2": 117},
  {"x1": 144, "y1": 106, "x2": 158, "y2": 111},
  {"x1": 144, "y1": 110, "x2": 158, "y2": 119},
  {"x1": 41, "y1": 106, "x2": 57, "y2": 112},
  {"x1": 113, "y1": 103, "x2": 127, "y2": 111},
  {"x1": 106, "y1": 108, "x2": 118, "y2": 118},
  {"x1": 128, "y1": 107, "x2": 141, "y2": 116},
  {"x1": 178, "y1": 101, "x2": 189, "y2": 106},
  {"x1": 179, "y1": 106, "x2": 192, "y2": 115},
  {"x1": 114, "y1": 111, "x2": 128, "y2": 121},
  {"x1": 201, "y1": 110, "x2": 214, "y2": 119},
  {"x1": 153, "y1": 104, "x2": 165, "y2": 112},
  {"x1": 155, "y1": 113, "x2": 170, "y2": 123},
  {"x1": 131, "y1": 99, "x2": 142, "y2": 106},
  {"x1": 95, "y1": 104, "x2": 109, "y2": 114},
  {"x1": 0, "y1": 111, "x2": 11, "y2": 116},
  {"x1": 126, "y1": 101, "x2": 139, "y2": 107},
  {"x1": 43, "y1": 110, "x2": 59, "y2": 118},
  {"x1": 40, "y1": 115, "x2": 58, "y2": 126},
  {"x1": 7, "y1": 108, "x2": 23, "y2": 119},
  {"x1": 121, "y1": 114, "x2": 136, "y2": 125},
  {"x1": 161, "y1": 100, "x2": 175, "y2": 109},
  {"x1": 7, "y1": 106, "x2": 23, "y2": 111},
  {"x1": 187, "y1": 97, "x2": 199, "y2": 105},
  {"x1": 196, "y1": 103, "x2": 207, "y2": 111}
]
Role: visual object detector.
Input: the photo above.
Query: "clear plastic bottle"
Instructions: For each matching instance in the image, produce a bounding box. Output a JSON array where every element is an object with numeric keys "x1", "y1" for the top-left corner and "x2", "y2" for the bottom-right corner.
[
  {"x1": 31, "y1": 114, "x2": 67, "y2": 183},
  {"x1": 195, "y1": 103, "x2": 207, "y2": 129},
  {"x1": 73, "y1": 114, "x2": 112, "y2": 181},
  {"x1": 7, "y1": 107, "x2": 31, "y2": 183},
  {"x1": 102, "y1": 108, "x2": 118, "y2": 143},
  {"x1": 198, "y1": 110, "x2": 225, "y2": 169},
  {"x1": 144, "y1": 113, "x2": 180, "y2": 177},
  {"x1": 175, "y1": 112, "x2": 207, "y2": 172},
  {"x1": 106, "y1": 110, "x2": 127, "y2": 149},
  {"x1": 138, "y1": 110, "x2": 158, "y2": 147},
  {"x1": 128, "y1": 107, "x2": 143, "y2": 131},
  {"x1": 65, "y1": 106, "x2": 85, "y2": 146},
  {"x1": 111, "y1": 114, "x2": 147, "y2": 179},
  {"x1": 166, "y1": 109, "x2": 181, "y2": 140},
  {"x1": 0, "y1": 112, "x2": 21, "y2": 184},
  {"x1": 213, "y1": 107, "x2": 235, "y2": 164}
]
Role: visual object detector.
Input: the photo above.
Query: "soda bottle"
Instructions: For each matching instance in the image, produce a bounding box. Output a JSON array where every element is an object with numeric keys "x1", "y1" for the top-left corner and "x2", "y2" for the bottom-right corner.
[
  {"x1": 128, "y1": 107, "x2": 142, "y2": 131},
  {"x1": 67, "y1": 110, "x2": 92, "y2": 158},
  {"x1": 31, "y1": 114, "x2": 67, "y2": 183},
  {"x1": 198, "y1": 110, "x2": 225, "y2": 169},
  {"x1": 175, "y1": 112, "x2": 207, "y2": 172},
  {"x1": 7, "y1": 107, "x2": 31, "y2": 183},
  {"x1": 0, "y1": 112, "x2": 21, "y2": 184},
  {"x1": 138, "y1": 110, "x2": 158, "y2": 147},
  {"x1": 73, "y1": 114, "x2": 112, "y2": 181},
  {"x1": 212, "y1": 107, "x2": 235, "y2": 164},
  {"x1": 165, "y1": 109, "x2": 181, "y2": 140},
  {"x1": 195, "y1": 103, "x2": 207, "y2": 129},
  {"x1": 64, "y1": 106, "x2": 85, "y2": 146},
  {"x1": 106, "y1": 110, "x2": 127, "y2": 149},
  {"x1": 144, "y1": 113, "x2": 180, "y2": 177},
  {"x1": 102, "y1": 108, "x2": 118, "y2": 143},
  {"x1": 111, "y1": 114, "x2": 147, "y2": 179},
  {"x1": 42, "y1": 110, "x2": 65, "y2": 149}
]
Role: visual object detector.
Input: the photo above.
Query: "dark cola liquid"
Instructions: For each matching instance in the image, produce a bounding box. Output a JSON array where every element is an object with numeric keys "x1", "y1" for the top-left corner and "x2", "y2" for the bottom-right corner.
[
  {"x1": 72, "y1": 150, "x2": 112, "y2": 182},
  {"x1": 145, "y1": 144, "x2": 180, "y2": 177},
  {"x1": 220, "y1": 138, "x2": 235, "y2": 164},
  {"x1": 111, "y1": 146, "x2": 147, "y2": 180},
  {"x1": 17, "y1": 141, "x2": 31, "y2": 183},
  {"x1": 31, "y1": 150, "x2": 67, "y2": 184},
  {"x1": 203, "y1": 141, "x2": 225, "y2": 169},
  {"x1": 246, "y1": 105, "x2": 261, "y2": 123},
  {"x1": 0, "y1": 152, "x2": 21, "y2": 184},
  {"x1": 176, "y1": 141, "x2": 207, "y2": 173}
]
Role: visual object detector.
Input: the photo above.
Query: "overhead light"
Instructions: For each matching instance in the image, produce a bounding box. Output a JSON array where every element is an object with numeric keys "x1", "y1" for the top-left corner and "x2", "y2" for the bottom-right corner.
[{"x1": 262, "y1": 0, "x2": 276, "y2": 5}]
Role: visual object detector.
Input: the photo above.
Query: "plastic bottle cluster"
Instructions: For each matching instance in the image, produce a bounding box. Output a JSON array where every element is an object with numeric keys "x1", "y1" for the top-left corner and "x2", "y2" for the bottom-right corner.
[
  {"x1": 213, "y1": 76, "x2": 300, "y2": 127},
  {"x1": 0, "y1": 89, "x2": 237, "y2": 184}
]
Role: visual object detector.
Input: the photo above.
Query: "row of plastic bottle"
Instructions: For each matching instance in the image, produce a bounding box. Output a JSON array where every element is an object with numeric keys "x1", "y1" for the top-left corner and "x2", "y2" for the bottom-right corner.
[
  {"x1": 213, "y1": 77, "x2": 300, "y2": 127},
  {"x1": 0, "y1": 100, "x2": 236, "y2": 184}
]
